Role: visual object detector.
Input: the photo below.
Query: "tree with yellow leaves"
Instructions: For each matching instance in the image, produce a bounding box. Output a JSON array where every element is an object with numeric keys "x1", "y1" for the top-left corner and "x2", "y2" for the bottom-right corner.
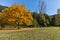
[{"x1": 0, "y1": 3, "x2": 33, "y2": 28}]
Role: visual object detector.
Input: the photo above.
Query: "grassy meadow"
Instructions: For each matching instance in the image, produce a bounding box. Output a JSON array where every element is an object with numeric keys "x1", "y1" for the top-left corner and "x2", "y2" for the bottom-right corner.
[{"x1": 0, "y1": 27, "x2": 60, "y2": 40}]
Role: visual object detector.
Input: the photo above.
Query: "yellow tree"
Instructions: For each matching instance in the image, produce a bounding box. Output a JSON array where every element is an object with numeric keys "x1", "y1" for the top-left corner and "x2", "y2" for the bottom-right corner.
[
  {"x1": 54, "y1": 14, "x2": 60, "y2": 26},
  {"x1": 0, "y1": 3, "x2": 33, "y2": 28}
]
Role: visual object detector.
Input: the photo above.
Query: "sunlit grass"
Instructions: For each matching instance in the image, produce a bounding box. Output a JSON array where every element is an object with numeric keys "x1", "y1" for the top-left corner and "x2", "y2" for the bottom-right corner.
[{"x1": 0, "y1": 27, "x2": 60, "y2": 40}]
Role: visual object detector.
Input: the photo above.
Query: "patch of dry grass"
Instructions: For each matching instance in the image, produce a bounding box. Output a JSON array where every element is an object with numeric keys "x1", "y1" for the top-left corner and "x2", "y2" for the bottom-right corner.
[{"x1": 0, "y1": 28, "x2": 35, "y2": 32}]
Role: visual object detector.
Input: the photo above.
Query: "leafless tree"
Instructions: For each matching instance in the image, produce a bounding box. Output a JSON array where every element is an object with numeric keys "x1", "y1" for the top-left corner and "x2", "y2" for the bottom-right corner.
[{"x1": 38, "y1": 0, "x2": 46, "y2": 13}]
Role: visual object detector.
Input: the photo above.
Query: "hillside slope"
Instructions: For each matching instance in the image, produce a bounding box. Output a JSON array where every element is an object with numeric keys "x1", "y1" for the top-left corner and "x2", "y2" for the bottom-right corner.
[{"x1": 0, "y1": 5, "x2": 7, "y2": 12}]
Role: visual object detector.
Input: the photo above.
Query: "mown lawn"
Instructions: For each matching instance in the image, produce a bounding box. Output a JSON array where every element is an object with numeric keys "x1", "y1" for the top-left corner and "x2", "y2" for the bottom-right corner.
[{"x1": 0, "y1": 27, "x2": 60, "y2": 40}]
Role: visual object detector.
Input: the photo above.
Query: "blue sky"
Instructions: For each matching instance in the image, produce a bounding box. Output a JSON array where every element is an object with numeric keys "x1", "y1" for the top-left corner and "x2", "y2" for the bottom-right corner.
[
  {"x1": 0, "y1": 0, "x2": 60, "y2": 15},
  {"x1": 45, "y1": 0, "x2": 60, "y2": 15}
]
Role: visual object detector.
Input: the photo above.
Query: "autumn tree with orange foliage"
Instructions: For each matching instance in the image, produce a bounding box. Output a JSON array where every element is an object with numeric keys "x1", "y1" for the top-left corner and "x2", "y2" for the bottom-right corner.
[{"x1": 0, "y1": 3, "x2": 33, "y2": 28}]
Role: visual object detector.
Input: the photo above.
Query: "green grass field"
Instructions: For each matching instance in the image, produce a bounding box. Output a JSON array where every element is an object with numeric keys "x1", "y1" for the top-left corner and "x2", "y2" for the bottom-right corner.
[{"x1": 0, "y1": 27, "x2": 60, "y2": 40}]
